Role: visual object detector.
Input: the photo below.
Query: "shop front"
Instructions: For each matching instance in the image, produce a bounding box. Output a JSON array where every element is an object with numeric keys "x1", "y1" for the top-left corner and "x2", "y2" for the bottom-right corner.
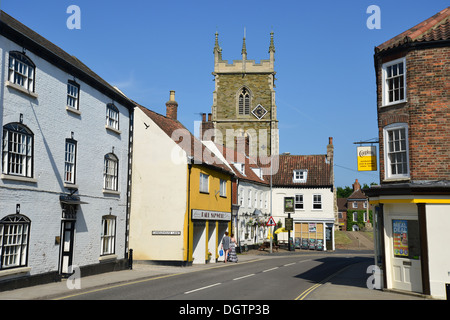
[
  {"x1": 293, "y1": 221, "x2": 334, "y2": 251},
  {"x1": 191, "y1": 209, "x2": 231, "y2": 264}
]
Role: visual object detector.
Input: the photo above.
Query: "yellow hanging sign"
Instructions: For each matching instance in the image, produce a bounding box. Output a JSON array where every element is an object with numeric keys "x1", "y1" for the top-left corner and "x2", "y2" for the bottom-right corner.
[{"x1": 357, "y1": 146, "x2": 377, "y2": 171}]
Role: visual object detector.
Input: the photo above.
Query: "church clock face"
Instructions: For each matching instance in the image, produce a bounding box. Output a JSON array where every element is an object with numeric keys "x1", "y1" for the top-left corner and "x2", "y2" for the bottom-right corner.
[{"x1": 252, "y1": 104, "x2": 268, "y2": 120}]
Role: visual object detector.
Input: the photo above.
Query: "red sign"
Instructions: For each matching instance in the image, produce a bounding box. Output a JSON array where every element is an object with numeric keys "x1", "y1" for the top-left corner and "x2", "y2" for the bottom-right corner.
[{"x1": 266, "y1": 216, "x2": 276, "y2": 226}]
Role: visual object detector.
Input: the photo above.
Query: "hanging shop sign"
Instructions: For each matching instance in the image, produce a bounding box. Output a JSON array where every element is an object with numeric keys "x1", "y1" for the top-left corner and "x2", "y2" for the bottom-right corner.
[
  {"x1": 284, "y1": 197, "x2": 294, "y2": 213},
  {"x1": 357, "y1": 146, "x2": 377, "y2": 171},
  {"x1": 191, "y1": 209, "x2": 231, "y2": 221}
]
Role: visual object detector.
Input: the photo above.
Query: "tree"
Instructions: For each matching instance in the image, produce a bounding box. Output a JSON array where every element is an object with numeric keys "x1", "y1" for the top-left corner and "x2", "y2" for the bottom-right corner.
[{"x1": 337, "y1": 186, "x2": 353, "y2": 198}]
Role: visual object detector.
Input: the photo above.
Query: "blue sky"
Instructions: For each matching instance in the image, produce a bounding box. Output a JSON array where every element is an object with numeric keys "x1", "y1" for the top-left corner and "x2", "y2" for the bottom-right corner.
[{"x1": 1, "y1": 0, "x2": 448, "y2": 188}]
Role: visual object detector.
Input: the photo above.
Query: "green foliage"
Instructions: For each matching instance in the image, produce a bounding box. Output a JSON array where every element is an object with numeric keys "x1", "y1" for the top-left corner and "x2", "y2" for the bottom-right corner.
[
  {"x1": 337, "y1": 186, "x2": 353, "y2": 198},
  {"x1": 347, "y1": 210, "x2": 373, "y2": 231}
]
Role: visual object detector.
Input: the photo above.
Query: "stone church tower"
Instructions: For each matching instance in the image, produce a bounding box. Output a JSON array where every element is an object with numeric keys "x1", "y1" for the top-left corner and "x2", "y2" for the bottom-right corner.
[{"x1": 201, "y1": 31, "x2": 279, "y2": 158}]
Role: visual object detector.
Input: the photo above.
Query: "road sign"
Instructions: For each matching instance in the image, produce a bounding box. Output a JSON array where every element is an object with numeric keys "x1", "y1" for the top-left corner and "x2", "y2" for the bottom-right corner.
[{"x1": 266, "y1": 216, "x2": 276, "y2": 226}]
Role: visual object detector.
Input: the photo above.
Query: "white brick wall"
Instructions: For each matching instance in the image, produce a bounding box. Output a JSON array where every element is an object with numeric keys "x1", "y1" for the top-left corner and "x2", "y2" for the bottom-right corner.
[{"x1": 0, "y1": 36, "x2": 131, "y2": 277}]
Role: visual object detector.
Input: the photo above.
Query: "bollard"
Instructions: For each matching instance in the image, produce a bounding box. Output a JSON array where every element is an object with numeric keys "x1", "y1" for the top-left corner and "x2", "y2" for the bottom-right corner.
[{"x1": 128, "y1": 249, "x2": 133, "y2": 270}]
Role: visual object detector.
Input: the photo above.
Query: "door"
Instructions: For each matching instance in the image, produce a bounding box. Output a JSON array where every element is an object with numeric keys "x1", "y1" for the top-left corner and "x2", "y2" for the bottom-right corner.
[
  {"x1": 387, "y1": 216, "x2": 422, "y2": 293},
  {"x1": 60, "y1": 220, "x2": 75, "y2": 275}
]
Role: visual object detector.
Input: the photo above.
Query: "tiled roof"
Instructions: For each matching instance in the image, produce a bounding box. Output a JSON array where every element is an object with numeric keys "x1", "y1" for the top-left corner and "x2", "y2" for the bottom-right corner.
[
  {"x1": 203, "y1": 141, "x2": 270, "y2": 186},
  {"x1": 271, "y1": 154, "x2": 332, "y2": 187},
  {"x1": 347, "y1": 189, "x2": 367, "y2": 200},
  {"x1": 136, "y1": 105, "x2": 234, "y2": 175},
  {"x1": 376, "y1": 7, "x2": 450, "y2": 52},
  {"x1": 337, "y1": 198, "x2": 348, "y2": 211},
  {"x1": 0, "y1": 11, "x2": 133, "y2": 109}
]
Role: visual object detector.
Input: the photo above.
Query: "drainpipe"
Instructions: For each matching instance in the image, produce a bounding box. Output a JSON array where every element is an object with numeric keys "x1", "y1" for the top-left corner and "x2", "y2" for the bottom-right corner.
[{"x1": 187, "y1": 158, "x2": 192, "y2": 265}]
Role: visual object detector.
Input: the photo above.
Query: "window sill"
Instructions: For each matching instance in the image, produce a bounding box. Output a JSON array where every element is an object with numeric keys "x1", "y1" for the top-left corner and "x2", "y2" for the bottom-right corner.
[
  {"x1": 0, "y1": 266, "x2": 31, "y2": 278},
  {"x1": 383, "y1": 177, "x2": 410, "y2": 183},
  {"x1": 99, "y1": 254, "x2": 117, "y2": 262},
  {"x1": 1, "y1": 174, "x2": 37, "y2": 183},
  {"x1": 6, "y1": 81, "x2": 38, "y2": 99},
  {"x1": 66, "y1": 106, "x2": 81, "y2": 115},
  {"x1": 64, "y1": 182, "x2": 79, "y2": 189},
  {"x1": 380, "y1": 100, "x2": 407, "y2": 108},
  {"x1": 103, "y1": 189, "x2": 120, "y2": 195},
  {"x1": 105, "y1": 125, "x2": 121, "y2": 135}
]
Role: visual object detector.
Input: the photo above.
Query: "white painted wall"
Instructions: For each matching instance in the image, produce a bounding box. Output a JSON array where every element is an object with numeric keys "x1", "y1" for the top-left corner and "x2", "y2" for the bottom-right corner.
[
  {"x1": 237, "y1": 181, "x2": 271, "y2": 245},
  {"x1": 129, "y1": 107, "x2": 187, "y2": 262},
  {"x1": 0, "y1": 36, "x2": 130, "y2": 277},
  {"x1": 425, "y1": 203, "x2": 450, "y2": 299}
]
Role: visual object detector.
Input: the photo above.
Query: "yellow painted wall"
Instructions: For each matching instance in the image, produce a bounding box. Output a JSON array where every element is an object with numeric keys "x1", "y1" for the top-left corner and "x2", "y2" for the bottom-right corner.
[{"x1": 184, "y1": 164, "x2": 232, "y2": 262}]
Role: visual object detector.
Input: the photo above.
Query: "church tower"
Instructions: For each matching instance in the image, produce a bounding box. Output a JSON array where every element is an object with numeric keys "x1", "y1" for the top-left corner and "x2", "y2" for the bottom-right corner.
[{"x1": 202, "y1": 31, "x2": 279, "y2": 158}]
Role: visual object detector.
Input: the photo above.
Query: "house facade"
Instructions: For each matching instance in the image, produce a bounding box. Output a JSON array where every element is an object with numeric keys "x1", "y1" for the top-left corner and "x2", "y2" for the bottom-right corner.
[
  {"x1": 130, "y1": 93, "x2": 233, "y2": 266},
  {"x1": 202, "y1": 137, "x2": 271, "y2": 250},
  {"x1": 365, "y1": 8, "x2": 450, "y2": 299},
  {"x1": 0, "y1": 11, "x2": 134, "y2": 289},
  {"x1": 271, "y1": 138, "x2": 336, "y2": 251}
]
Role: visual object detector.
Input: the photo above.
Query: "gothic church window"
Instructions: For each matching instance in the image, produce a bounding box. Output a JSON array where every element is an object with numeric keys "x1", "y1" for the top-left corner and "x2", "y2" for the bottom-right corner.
[{"x1": 238, "y1": 88, "x2": 250, "y2": 115}]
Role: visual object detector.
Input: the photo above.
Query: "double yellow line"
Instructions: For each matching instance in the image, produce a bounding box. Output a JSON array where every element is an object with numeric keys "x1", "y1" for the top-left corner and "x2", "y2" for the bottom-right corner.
[{"x1": 295, "y1": 264, "x2": 354, "y2": 300}]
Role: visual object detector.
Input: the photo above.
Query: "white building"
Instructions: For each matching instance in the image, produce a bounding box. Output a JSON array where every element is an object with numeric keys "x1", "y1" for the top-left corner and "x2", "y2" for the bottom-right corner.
[
  {"x1": 271, "y1": 138, "x2": 336, "y2": 251},
  {"x1": 0, "y1": 11, "x2": 134, "y2": 289},
  {"x1": 202, "y1": 137, "x2": 271, "y2": 250}
]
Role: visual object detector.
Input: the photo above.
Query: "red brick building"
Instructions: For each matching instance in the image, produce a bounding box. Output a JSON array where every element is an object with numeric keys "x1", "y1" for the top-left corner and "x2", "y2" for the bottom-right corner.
[{"x1": 366, "y1": 8, "x2": 450, "y2": 299}]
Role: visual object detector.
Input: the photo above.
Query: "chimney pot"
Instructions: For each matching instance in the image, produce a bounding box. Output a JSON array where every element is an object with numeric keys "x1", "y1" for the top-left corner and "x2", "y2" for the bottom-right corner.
[{"x1": 208, "y1": 113, "x2": 212, "y2": 121}]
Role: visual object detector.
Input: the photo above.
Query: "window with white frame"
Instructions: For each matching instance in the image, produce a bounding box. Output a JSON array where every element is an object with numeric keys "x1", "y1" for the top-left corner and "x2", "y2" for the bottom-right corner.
[
  {"x1": 106, "y1": 104, "x2": 119, "y2": 130},
  {"x1": 353, "y1": 212, "x2": 358, "y2": 222},
  {"x1": 239, "y1": 188, "x2": 244, "y2": 206},
  {"x1": 313, "y1": 194, "x2": 322, "y2": 210},
  {"x1": 8, "y1": 51, "x2": 35, "y2": 92},
  {"x1": 103, "y1": 153, "x2": 119, "y2": 191},
  {"x1": 101, "y1": 215, "x2": 116, "y2": 256},
  {"x1": 64, "y1": 139, "x2": 77, "y2": 184},
  {"x1": 382, "y1": 57, "x2": 406, "y2": 106},
  {"x1": 67, "y1": 80, "x2": 80, "y2": 110},
  {"x1": 2, "y1": 123, "x2": 34, "y2": 178},
  {"x1": 248, "y1": 190, "x2": 252, "y2": 208},
  {"x1": 220, "y1": 179, "x2": 226, "y2": 197},
  {"x1": 295, "y1": 194, "x2": 304, "y2": 210},
  {"x1": 0, "y1": 214, "x2": 31, "y2": 269},
  {"x1": 352, "y1": 201, "x2": 357, "y2": 209},
  {"x1": 199, "y1": 172, "x2": 209, "y2": 193},
  {"x1": 293, "y1": 170, "x2": 307, "y2": 183},
  {"x1": 384, "y1": 123, "x2": 409, "y2": 179}
]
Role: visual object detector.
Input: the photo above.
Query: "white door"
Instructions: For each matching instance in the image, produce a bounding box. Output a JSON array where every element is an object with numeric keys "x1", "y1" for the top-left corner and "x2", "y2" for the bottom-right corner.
[{"x1": 387, "y1": 216, "x2": 422, "y2": 293}]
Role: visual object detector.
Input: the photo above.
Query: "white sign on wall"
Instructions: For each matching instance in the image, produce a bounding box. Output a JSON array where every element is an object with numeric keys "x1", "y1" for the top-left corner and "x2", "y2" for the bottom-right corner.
[{"x1": 192, "y1": 209, "x2": 231, "y2": 221}]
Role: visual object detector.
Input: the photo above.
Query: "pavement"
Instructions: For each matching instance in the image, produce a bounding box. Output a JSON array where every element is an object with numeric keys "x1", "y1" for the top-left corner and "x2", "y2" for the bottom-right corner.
[{"x1": 0, "y1": 248, "x2": 438, "y2": 301}]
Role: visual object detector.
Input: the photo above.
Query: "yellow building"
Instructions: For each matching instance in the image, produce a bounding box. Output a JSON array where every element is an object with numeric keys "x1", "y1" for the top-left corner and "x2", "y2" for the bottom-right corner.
[
  {"x1": 130, "y1": 93, "x2": 233, "y2": 266},
  {"x1": 187, "y1": 164, "x2": 232, "y2": 264}
]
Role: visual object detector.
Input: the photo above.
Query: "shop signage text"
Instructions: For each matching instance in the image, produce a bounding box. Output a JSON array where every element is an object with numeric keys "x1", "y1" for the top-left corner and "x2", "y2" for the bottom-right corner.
[{"x1": 192, "y1": 209, "x2": 231, "y2": 221}]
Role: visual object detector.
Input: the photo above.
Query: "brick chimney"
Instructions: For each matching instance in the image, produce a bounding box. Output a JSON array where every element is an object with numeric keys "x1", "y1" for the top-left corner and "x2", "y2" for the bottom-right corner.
[
  {"x1": 166, "y1": 90, "x2": 178, "y2": 120},
  {"x1": 353, "y1": 179, "x2": 361, "y2": 191}
]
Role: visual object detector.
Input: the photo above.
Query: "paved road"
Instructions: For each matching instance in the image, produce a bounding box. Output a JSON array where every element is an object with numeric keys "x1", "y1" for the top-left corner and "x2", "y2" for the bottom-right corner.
[{"x1": 57, "y1": 254, "x2": 370, "y2": 300}]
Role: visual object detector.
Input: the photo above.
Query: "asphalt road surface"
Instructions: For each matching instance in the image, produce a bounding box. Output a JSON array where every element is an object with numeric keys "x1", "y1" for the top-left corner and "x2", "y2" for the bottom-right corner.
[{"x1": 57, "y1": 254, "x2": 370, "y2": 300}]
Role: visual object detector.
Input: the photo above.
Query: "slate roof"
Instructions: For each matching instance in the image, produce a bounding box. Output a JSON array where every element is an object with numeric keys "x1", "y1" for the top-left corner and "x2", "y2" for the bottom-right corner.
[
  {"x1": 271, "y1": 154, "x2": 332, "y2": 188},
  {"x1": 136, "y1": 105, "x2": 234, "y2": 176},
  {"x1": 0, "y1": 10, "x2": 133, "y2": 109},
  {"x1": 376, "y1": 7, "x2": 450, "y2": 52}
]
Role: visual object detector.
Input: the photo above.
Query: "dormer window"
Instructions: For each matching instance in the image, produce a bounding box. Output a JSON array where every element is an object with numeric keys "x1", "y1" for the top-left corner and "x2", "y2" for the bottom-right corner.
[
  {"x1": 233, "y1": 163, "x2": 245, "y2": 175},
  {"x1": 293, "y1": 170, "x2": 307, "y2": 183}
]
